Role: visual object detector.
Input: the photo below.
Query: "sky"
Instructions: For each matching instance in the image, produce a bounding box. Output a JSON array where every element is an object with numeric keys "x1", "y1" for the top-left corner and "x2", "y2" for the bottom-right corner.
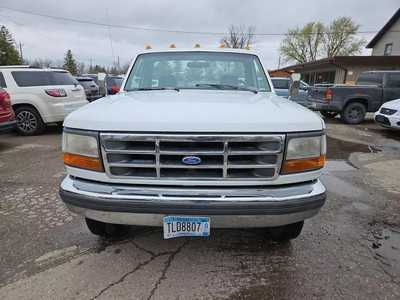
[{"x1": 0, "y1": 0, "x2": 399, "y2": 69}]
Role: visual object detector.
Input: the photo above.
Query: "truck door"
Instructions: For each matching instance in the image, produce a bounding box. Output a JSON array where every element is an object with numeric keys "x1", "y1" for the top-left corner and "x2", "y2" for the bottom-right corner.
[
  {"x1": 383, "y1": 73, "x2": 400, "y2": 104},
  {"x1": 356, "y1": 72, "x2": 384, "y2": 111}
]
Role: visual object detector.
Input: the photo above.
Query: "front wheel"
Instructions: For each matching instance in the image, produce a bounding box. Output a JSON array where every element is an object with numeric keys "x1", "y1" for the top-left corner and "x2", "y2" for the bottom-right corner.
[
  {"x1": 341, "y1": 102, "x2": 366, "y2": 124},
  {"x1": 267, "y1": 221, "x2": 304, "y2": 242},
  {"x1": 85, "y1": 218, "x2": 128, "y2": 238},
  {"x1": 321, "y1": 111, "x2": 339, "y2": 119}
]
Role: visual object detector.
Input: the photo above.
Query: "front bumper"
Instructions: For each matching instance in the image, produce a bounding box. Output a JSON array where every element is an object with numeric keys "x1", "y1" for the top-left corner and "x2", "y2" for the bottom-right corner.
[
  {"x1": 44, "y1": 100, "x2": 89, "y2": 123},
  {"x1": 0, "y1": 120, "x2": 16, "y2": 133},
  {"x1": 374, "y1": 112, "x2": 400, "y2": 129},
  {"x1": 59, "y1": 176, "x2": 326, "y2": 228}
]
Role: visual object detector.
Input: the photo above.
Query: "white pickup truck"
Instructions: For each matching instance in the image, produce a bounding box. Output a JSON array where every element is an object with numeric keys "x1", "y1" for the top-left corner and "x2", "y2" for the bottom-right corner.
[{"x1": 60, "y1": 49, "x2": 326, "y2": 242}]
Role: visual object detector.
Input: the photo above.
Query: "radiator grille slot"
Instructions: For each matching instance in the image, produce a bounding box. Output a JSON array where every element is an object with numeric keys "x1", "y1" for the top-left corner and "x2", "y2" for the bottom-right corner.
[
  {"x1": 101, "y1": 134, "x2": 284, "y2": 182},
  {"x1": 161, "y1": 168, "x2": 223, "y2": 178},
  {"x1": 109, "y1": 167, "x2": 157, "y2": 177}
]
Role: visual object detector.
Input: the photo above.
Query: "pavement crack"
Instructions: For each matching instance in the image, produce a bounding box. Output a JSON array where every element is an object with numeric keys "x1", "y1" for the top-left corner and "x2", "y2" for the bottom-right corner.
[
  {"x1": 90, "y1": 253, "x2": 167, "y2": 300},
  {"x1": 146, "y1": 241, "x2": 188, "y2": 300},
  {"x1": 130, "y1": 240, "x2": 157, "y2": 257},
  {"x1": 90, "y1": 240, "x2": 185, "y2": 300}
]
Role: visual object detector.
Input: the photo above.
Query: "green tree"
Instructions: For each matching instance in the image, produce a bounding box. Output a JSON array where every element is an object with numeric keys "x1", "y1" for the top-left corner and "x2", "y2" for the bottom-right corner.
[
  {"x1": 63, "y1": 49, "x2": 78, "y2": 75},
  {"x1": 88, "y1": 64, "x2": 107, "y2": 74},
  {"x1": 280, "y1": 22, "x2": 324, "y2": 63},
  {"x1": 280, "y1": 17, "x2": 366, "y2": 63},
  {"x1": 0, "y1": 25, "x2": 22, "y2": 65},
  {"x1": 323, "y1": 17, "x2": 366, "y2": 58}
]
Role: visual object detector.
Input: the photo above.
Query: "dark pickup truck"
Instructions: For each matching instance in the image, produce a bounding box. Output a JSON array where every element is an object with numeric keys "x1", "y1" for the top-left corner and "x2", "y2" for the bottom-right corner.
[{"x1": 308, "y1": 71, "x2": 400, "y2": 124}]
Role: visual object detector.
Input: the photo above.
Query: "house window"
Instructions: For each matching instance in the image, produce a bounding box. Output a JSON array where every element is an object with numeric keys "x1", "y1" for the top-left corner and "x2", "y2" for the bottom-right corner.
[{"x1": 384, "y1": 43, "x2": 393, "y2": 56}]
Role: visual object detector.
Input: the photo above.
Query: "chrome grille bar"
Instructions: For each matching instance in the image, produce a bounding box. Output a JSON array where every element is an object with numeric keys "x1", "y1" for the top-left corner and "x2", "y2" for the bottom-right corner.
[
  {"x1": 155, "y1": 139, "x2": 160, "y2": 178},
  {"x1": 223, "y1": 141, "x2": 228, "y2": 178}
]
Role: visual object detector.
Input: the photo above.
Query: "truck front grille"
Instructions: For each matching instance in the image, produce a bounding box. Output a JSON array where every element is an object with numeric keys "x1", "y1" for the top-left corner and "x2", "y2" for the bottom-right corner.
[{"x1": 100, "y1": 133, "x2": 284, "y2": 181}]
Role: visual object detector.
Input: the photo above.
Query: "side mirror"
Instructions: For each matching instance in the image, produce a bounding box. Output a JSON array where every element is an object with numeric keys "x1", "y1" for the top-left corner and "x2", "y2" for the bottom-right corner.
[{"x1": 289, "y1": 73, "x2": 301, "y2": 98}]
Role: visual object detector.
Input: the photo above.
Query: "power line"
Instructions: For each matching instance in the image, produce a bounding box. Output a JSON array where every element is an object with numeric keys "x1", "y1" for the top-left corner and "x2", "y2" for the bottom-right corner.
[
  {"x1": 0, "y1": 6, "x2": 227, "y2": 35},
  {"x1": 0, "y1": 6, "x2": 400, "y2": 36},
  {"x1": 1, "y1": 5, "x2": 399, "y2": 36}
]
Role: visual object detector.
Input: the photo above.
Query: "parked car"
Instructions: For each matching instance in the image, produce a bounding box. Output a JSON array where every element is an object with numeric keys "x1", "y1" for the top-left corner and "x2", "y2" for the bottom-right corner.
[
  {"x1": 81, "y1": 74, "x2": 106, "y2": 97},
  {"x1": 106, "y1": 75, "x2": 124, "y2": 95},
  {"x1": 75, "y1": 76, "x2": 101, "y2": 102},
  {"x1": 0, "y1": 88, "x2": 16, "y2": 133},
  {"x1": 374, "y1": 98, "x2": 400, "y2": 129},
  {"x1": 308, "y1": 71, "x2": 400, "y2": 124},
  {"x1": 0, "y1": 66, "x2": 88, "y2": 135},
  {"x1": 271, "y1": 77, "x2": 310, "y2": 106},
  {"x1": 60, "y1": 49, "x2": 327, "y2": 242}
]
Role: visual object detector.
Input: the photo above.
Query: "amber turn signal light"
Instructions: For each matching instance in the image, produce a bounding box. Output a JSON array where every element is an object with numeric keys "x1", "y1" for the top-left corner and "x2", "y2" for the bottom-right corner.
[
  {"x1": 63, "y1": 153, "x2": 104, "y2": 172},
  {"x1": 281, "y1": 155, "x2": 325, "y2": 174}
]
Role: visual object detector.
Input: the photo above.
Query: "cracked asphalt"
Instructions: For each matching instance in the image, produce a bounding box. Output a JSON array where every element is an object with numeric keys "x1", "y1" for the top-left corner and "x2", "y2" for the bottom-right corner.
[{"x1": 1, "y1": 117, "x2": 400, "y2": 299}]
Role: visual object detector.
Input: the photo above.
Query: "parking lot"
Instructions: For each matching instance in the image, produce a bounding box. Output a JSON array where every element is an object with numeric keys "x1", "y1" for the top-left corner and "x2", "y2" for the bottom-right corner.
[{"x1": 0, "y1": 116, "x2": 399, "y2": 299}]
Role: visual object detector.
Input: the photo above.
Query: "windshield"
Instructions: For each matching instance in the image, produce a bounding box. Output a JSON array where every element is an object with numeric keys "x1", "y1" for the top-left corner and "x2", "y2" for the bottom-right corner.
[{"x1": 124, "y1": 51, "x2": 271, "y2": 92}]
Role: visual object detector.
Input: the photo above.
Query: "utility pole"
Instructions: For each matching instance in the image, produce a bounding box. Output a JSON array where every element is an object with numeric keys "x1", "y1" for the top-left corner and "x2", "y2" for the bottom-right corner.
[
  {"x1": 19, "y1": 41, "x2": 24, "y2": 62},
  {"x1": 277, "y1": 55, "x2": 281, "y2": 70}
]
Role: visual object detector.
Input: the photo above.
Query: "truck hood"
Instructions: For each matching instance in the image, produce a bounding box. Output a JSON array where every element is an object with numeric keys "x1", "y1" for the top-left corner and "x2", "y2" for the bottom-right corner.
[{"x1": 64, "y1": 90, "x2": 324, "y2": 132}]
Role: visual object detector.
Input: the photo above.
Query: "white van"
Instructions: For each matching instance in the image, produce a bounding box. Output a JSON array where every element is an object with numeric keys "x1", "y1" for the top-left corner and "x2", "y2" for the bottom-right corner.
[{"x1": 0, "y1": 66, "x2": 88, "y2": 135}]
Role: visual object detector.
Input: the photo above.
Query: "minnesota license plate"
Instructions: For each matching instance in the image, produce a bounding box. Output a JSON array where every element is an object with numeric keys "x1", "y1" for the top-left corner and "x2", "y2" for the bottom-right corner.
[{"x1": 163, "y1": 216, "x2": 210, "y2": 239}]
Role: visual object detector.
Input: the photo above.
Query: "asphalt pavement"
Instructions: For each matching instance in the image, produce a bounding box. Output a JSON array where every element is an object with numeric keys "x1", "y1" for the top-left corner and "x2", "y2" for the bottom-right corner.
[{"x1": 0, "y1": 119, "x2": 400, "y2": 299}]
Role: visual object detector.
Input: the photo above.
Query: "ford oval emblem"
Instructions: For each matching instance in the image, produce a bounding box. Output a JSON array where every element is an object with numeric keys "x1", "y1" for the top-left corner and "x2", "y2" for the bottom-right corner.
[{"x1": 182, "y1": 156, "x2": 202, "y2": 165}]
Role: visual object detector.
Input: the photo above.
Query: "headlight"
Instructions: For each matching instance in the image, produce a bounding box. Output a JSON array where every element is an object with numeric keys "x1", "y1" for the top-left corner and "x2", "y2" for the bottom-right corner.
[
  {"x1": 281, "y1": 134, "x2": 326, "y2": 174},
  {"x1": 62, "y1": 131, "x2": 103, "y2": 172}
]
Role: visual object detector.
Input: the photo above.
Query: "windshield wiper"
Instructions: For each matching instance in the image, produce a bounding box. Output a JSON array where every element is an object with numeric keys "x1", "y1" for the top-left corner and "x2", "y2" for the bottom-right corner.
[
  {"x1": 127, "y1": 87, "x2": 180, "y2": 92},
  {"x1": 195, "y1": 83, "x2": 258, "y2": 94}
]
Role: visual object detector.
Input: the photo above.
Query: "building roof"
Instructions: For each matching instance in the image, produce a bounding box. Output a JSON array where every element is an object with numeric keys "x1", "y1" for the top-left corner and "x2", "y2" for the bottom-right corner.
[
  {"x1": 366, "y1": 8, "x2": 400, "y2": 48},
  {"x1": 271, "y1": 56, "x2": 400, "y2": 72}
]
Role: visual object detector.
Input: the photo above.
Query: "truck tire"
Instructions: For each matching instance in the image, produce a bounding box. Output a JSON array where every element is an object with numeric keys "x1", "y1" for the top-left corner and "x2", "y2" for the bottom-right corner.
[
  {"x1": 321, "y1": 111, "x2": 339, "y2": 119},
  {"x1": 85, "y1": 218, "x2": 128, "y2": 238},
  {"x1": 341, "y1": 102, "x2": 366, "y2": 124},
  {"x1": 267, "y1": 221, "x2": 304, "y2": 242},
  {"x1": 14, "y1": 105, "x2": 46, "y2": 136}
]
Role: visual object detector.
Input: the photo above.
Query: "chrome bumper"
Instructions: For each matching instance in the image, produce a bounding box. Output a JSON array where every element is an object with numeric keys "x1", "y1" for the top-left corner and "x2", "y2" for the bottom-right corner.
[{"x1": 60, "y1": 176, "x2": 326, "y2": 228}]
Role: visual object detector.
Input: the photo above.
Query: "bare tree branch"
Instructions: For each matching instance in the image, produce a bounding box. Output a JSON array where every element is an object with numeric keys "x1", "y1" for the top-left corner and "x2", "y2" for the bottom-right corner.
[{"x1": 221, "y1": 25, "x2": 256, "y2": 49}]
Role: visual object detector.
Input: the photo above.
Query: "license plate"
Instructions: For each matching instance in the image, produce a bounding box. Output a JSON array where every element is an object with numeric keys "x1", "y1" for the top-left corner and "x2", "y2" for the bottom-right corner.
[{"x1": 163, "y1": 216, "x2": 210, "y2": 239}]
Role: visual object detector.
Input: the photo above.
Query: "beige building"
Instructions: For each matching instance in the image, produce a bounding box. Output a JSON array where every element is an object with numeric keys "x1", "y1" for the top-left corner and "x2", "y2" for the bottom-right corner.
[
  {"x1": 367, "y1": 8, "x2": 400, "y2": 56},
  {"x1": 270, "y1": 56, "x2": 400, "y2": 85},
  {"x1": 270, "y1": 8, "x2": 400, "y2": 85}
]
